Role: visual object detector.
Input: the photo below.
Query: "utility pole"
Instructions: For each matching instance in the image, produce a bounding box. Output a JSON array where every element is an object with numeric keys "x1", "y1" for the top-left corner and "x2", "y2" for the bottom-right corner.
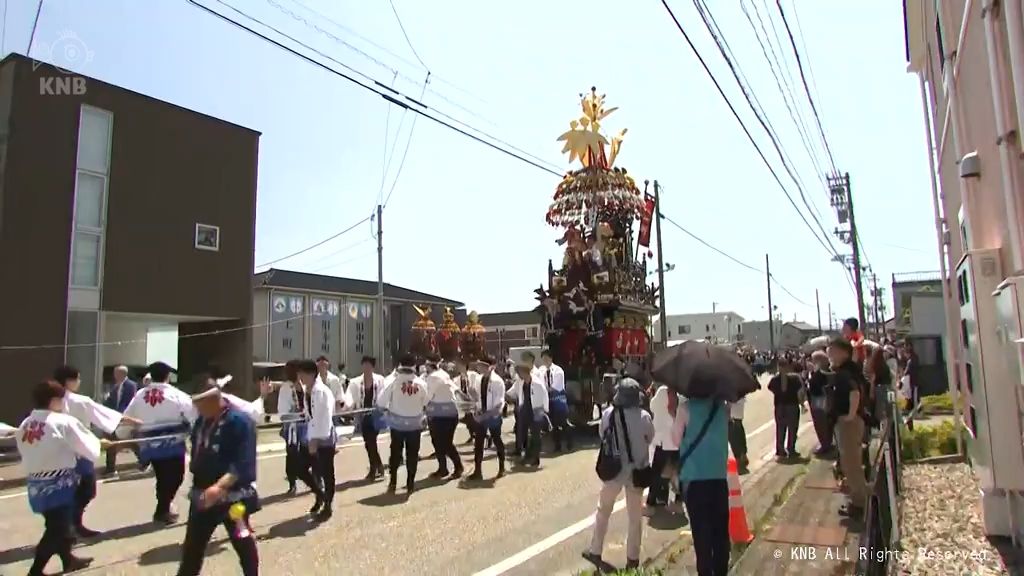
[
  {"x1": 712, "y1": 301, "x2": 718, "y2": 314},
  {"x1": 815, "y1": 289, "x2": 823, "y2": 335},
  {"x1": 654, "y1": 180, "x2": 668, "y2": 346},
  {"x1": 376, "y1": 204, "x2": 385, "y2": 366},
  {"x1": 872, "y1": 274, "x2": 882, "y2": 340},
  {"x1": 829, "y1": 172, "x2": 867, "y2": 334},
  {"x1": 828, "y1": 302, "x2": 834, "y2": 331},
  {"x1": 766, "y1": 254, "x2": 775, "y2": 352}
]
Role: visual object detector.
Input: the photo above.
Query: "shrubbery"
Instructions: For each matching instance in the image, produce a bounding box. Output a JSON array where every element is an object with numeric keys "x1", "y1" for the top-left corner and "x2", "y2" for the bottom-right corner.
[{"x1": 899, "y1": 420, "x2": 965, "y2": 460}]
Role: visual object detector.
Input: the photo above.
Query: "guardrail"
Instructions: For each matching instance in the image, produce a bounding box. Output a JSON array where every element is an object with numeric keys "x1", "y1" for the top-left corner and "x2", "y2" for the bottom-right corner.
[{"x1": 857, "y1": 391, "x2": 905, "y2": 575}]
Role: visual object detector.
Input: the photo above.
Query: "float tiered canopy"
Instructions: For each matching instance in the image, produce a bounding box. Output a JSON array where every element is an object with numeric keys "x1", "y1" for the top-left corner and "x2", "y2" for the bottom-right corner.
[{"x1": 546, "y1": 88, "x2": 644, "y2": 228}]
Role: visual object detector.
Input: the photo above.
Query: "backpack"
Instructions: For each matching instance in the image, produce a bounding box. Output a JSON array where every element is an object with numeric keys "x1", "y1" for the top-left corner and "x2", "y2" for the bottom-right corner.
[{"x1": 595, "y1": 410, "x2": 622, "y2": 481}]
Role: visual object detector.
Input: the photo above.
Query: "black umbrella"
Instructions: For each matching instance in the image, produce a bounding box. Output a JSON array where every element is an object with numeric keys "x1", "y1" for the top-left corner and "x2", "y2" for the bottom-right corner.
[{"x1": 651, "y1": 340, "x2": 759, "y2": 402}]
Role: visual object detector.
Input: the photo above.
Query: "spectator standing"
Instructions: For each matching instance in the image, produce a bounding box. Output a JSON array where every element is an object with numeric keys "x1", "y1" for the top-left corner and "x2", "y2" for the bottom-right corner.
[
  {"x1": 679, "y1": 395, "x2": 730, "y2": 576},
  {"x1": 103, "y1": 365, "x2": 138, "y2": 475},
  {"x1": 827, "y1": 338, "x2": 868, "y2": 519},
  {"x1": 767, "y1": 360, "x2": 804, "y2": 460},
  {"x1": 807, "y1": 351, "x2": 835, "y2": 456},
  {"x1": 583, "y1": 378, "x2": 654, "y2": 570}
]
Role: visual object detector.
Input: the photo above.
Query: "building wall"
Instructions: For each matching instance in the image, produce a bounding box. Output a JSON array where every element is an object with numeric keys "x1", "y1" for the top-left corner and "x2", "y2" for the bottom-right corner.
[
  {"x1": 654, "y1": 312, "x2": 744, "y2": 343},
  {"x1": 0, "y1": 56, "x2": 258, "y2": 421},
  {"x1": 740, "y1": 320, "x2": 782, "y2": 351},
  {"x1": 910, "y1": 294, "x2": 947, "y2": 336}
]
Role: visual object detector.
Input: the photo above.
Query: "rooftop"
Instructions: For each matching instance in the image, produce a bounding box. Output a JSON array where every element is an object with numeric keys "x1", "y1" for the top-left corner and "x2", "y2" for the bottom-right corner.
[{"x1": 254, "y1": 269, "x2": 463, "y2": 306}]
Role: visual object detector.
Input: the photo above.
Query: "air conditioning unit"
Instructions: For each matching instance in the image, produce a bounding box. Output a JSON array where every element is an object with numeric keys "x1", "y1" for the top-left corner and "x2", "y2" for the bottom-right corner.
[{"x1": 958, "y1": 248, "x2": 1024, "y2": 536}]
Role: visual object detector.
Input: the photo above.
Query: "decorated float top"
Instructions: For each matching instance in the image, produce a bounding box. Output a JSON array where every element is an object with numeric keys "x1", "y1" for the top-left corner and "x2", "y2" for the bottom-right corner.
[{"x1": 547, "y1": 88, "x2": 645, "y2": 228}]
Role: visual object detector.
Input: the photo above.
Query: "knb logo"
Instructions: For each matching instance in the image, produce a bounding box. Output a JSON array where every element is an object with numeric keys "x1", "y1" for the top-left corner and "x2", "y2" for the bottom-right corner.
[{"x1": 32, "y1": 30, "x2": 93, "y2": 96}]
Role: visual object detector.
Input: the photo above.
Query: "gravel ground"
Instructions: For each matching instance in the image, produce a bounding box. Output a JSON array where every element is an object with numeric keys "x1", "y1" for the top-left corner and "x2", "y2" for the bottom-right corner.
[{"x1": 898, "y1": 463, "x2": 1016, "y2": 575}]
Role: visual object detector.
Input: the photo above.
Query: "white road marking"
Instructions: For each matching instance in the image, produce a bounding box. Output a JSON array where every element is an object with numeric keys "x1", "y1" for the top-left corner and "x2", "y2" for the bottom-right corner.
[
  {"x1": 472, "y1": 499, "x2": 625, "y2": 576},
  {"x1": 473, "y1": 412, "x2": 791, "y2": 575}
]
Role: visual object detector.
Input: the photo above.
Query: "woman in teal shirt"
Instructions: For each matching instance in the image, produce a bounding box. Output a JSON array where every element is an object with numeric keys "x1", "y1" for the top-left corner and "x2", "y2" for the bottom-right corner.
[{"x1": 679, "y1": 397, "x2": 730, "y2": 576}]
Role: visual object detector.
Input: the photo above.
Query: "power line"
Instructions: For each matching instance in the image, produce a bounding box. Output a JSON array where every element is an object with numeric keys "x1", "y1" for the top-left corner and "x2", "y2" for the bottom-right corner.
[
  {"x1": 188, "y1": 0, "x2": 563, "y2": 177},
  {"x1": 692, "y1": 0, "x2": 837, "y2": 260},
  {"x1": 659, "y1": 0, "x2": 838, "y2": 262},
  {"x1": 388, "y1": 0, "x2": 428, "y2": 71},
  {"x1": 256, "y1": 214, "x2": 372, "y2": 268},
  {"x1": 264, "y1": 0, "x2": 490, "y2": 125},
  {"x1": 775, "y1": 0, "x2": 838, "y2": 174},
  {"x1": 741, "y1": 0, "x2": 827, "y2": 191},
  {"x1": 27, "y1": 0, "x2": 43, "y2": 54},
  {"x1": 191, "y1": 0, "x2": 563, "y2": 178},
  {"x1": 661, "y1": 213, "x2": 811, "y2": 307}
]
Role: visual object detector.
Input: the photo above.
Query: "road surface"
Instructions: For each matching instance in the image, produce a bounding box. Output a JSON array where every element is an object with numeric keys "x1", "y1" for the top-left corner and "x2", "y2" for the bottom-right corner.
[{"x1": 0, "y1": 382, "x2": 814, "y2": 575}]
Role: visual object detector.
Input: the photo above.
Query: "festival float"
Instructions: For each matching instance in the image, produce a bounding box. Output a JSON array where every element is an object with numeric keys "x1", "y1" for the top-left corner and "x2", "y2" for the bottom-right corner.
[
  {"x1": 536, "y1": 88, "x2": 659, "y2": 424},
  {"x1": 436, "y1": 307, "x2": 462, "y2": 362},
  {"x1": 410, "y1": 304, "x2": 437, "y2": 361},
  {"x1": 460, "y1": 311, "x2": 487, "y2": 362}
]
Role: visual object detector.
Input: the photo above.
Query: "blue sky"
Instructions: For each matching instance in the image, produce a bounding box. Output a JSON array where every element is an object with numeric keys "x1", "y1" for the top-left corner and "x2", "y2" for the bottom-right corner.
[{"x1": 6, "y1": 0, "x2": 936, "y2": 324}]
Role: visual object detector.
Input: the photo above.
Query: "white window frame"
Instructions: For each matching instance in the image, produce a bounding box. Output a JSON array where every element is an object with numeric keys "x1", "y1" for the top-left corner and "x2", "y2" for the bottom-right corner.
[
  {"x1": 68, "y1": 105, "x2": 113, "y2": 291},
  {"x1": 194, "y1": 223, "x2": 220, "y2": 252}
]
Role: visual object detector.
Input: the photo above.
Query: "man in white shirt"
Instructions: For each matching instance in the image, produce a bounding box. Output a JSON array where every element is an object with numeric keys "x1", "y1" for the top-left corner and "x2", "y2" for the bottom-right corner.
[
  {"x1": 122, "y1": 362, "x2": 196, "y2": 525},
  {"x1": 511, "y1": 362, "x2": 549, "y2": 467},
  {"x1": 540, "y1": 349, "x2": 572, "y2": 452},
  {"x1": 52, "y1": 365, "x2": 139, "y2": 538},
  {"x1": 345, "y1": 355, "x2": 387, "y2": 480},
  {"x1": 298, "y1": 360, "x2": 337, "y2": 522},
  {"x1": 468, "y1": 357, "x2": 507, "y2": 480},
  {"x1": 316, "y1": 356, "x2": 348, "y2": 412},
  {"x1": 377, "y1": 354, "x2": 429, "y2": 495},
  {"x1": 424, "y1": 354, "x2": 464, "y2": 479}
]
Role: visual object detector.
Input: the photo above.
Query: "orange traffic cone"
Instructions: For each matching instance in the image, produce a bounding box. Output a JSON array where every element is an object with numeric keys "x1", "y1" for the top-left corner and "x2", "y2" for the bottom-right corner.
[{"x1": 727, "y1": 456, "x2": 754, "y2": 544}]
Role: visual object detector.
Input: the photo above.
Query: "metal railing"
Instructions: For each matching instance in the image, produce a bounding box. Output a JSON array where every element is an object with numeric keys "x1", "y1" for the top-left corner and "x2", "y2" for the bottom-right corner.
[{"x1": 858, "y1": 391, "x2": 906, "y2": 575}]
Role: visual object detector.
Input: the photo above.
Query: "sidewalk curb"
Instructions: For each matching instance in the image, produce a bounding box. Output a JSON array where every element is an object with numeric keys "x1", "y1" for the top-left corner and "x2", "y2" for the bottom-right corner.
[{"x1": 647, "y1": 433, "x2": 818, "y2": 573}]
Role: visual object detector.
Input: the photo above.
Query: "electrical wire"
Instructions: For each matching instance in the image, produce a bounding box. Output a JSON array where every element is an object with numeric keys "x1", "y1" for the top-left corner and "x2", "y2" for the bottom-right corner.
[
  {"x1": 189, "y1": 0, "x2": 564, "y2": 178},
  {"x1": 692, "y1": 0, "x2": 837, "y2": 260},
  {"x1": 27, "y1": 0, "x2": 43, "y2": 55},
  {"x1": 775, "y1": 0, "x2": 838, "y2": 175},
  {"x1": 382, "y1": 73, "x2": 430, "y2": 209},
  {"x1": 661, "y1": 213, "x2": 812, "y2": 308},
  {"x1": 659, "y1": 0, "x2": 839, "y2": 262},
  {"x1": 264, "y1": 0, "x2": 495, "y2": 127},
  {"x1": 388, "y1": 0, "x2": 428, "y2": 71},
  {"x1": 741, "y1": 0, "x2": 827, "y2": 190},
  {"x1": 255, "y1": 214, "x2": 372, "y2": 268}
]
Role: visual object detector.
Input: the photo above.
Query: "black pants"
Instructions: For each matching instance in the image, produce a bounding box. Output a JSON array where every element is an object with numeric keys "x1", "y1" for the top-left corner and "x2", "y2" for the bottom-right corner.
[
  {"x1": 517, "y1": 412, "x2": 542, "y2": 464},
  {"x1": 549, "y1": 409, "x2": 572, "y2": 451},
  {"x1": 29, "y1": 505, "x2": 75, "y2": 575},
  {"x1": 512, "y1": 409, "x2": 522, "y2": 455},
  {"x1": 728, "y1": 419, "x2": 748, "y2": 463},
  {"x1": 285, "y1": 445, "x2": 320, "y2": 493},
  {"x1": 647, "y1": 447, "x2": 682, "y2": 505},
  {"x1": 177, "y1": 505, "x2": 258, "y2": 576},
  {"x1": 389, "y1": 430, "x2": 422, "y2": 488},
  {"x1": 360, "y1": 417, "x2": 384, "y2": 473},
  {"x1": 151, "y1": 456, "x2": 186, "y2": 517},
  {"x1": 774, "y1": 405, "x2": 799, "y2": 456},
  {"x1": 311, "y1": 445, "x2": 336, "y2": 508},
  {"x1": 73, "y1": 473, "x2": 97, "y2": 528},
  {"x1": 473, "y1": 423, "x2": 506, "y2": 472},
  {"x1": 685, "y1": 479, "x2": 730, "y2": 576},
  {"x1": 428, "y1": 417, "x2": 461, "y2": 473},
  {"x1": 809, "y1": 399, "x2": 834, "y2": 451}
]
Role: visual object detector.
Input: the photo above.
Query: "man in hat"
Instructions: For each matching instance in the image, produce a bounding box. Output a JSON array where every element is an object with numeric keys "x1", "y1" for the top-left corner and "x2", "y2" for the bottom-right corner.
[
  {"x1": 176, "y1": 380, "x2": 260, "y2": 575},
  {"x1": 122, "y1": 361, "x2": 196, "y2": 524},
  {"x1": 377, "y1": 354, "x2": 429, "y2": 495},
  {"x1": 468, "y1": 357, "x2": 507, "y2": 480}
]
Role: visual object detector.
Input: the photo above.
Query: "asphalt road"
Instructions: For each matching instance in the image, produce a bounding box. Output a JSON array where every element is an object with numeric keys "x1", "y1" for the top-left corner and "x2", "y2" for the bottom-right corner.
[{"x1": 0, "y1": 379, "x2": 815, "y2": 575}]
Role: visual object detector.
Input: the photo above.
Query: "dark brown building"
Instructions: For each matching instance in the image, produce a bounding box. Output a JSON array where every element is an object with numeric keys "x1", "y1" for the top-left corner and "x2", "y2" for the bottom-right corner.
[
  {"x1": 477, "y1": 310, "x2": 543, "y2": 359},
  {"x1": 0, "y1": 55, "x2": 259, "y2": 423}
]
